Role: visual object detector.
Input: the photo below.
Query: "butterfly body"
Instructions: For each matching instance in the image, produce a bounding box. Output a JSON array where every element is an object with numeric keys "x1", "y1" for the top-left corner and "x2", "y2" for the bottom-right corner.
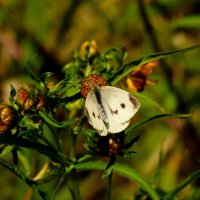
[{"x1": 85, "y1": 85, "x2": 140, "y2": 136}]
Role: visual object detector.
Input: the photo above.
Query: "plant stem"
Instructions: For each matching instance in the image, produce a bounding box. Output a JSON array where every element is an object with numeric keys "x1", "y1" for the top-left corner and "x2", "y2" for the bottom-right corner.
[
  {"x1": 106, "y1": 170, "x2": 113, "y2": 200},
  {"x1": 67, "y1": 132, "x2": 81, "y2": 200},
  {"x1": 67, "y1": 168, "x2": 81, "y2": 200},
  {"x1": 70, "y1": 133, "x2": 77, "y2": 158}
]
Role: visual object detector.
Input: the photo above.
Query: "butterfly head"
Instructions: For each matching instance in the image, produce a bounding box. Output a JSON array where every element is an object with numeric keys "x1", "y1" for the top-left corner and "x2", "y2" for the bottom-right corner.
[{"x1": 80, "y1": 74, "x2": 107, "y2": 98}]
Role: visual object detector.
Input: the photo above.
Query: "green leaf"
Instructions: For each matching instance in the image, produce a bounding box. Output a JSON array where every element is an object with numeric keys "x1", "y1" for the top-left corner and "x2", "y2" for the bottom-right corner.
[
  {"x1": 102, "y1": 157, "x2": 116, "y2": 179},
  {"x1": 0, "y1": 145, "x2": 14, "y2": 157},
  {"x1": 172, "y1": 15, "x2": 200, "y2": 30},
  {"x1": 18, "y1": 150, "x2": 31, "y2": 176},
  {"x1": 9, "y1": 84, "x2": 17, "y2": 105},
  {"x1": 162, "y1": 169, "x2": 200, "y2": 200},
  {"x1": 77, "y1": 154, "x2": 94, "y2": 163},
  {"x1": 83, "y1": 128, "x2": 98, "y2": 138},
  {"x1": 64, "y1": 81, "x2": 81, "y2": 97},
  {"x1": 9, "y1": 84, "x2": 16, "y2": 98},
  {"x1": 40, "y1": 72, "x2": 54, "y2": 83},
  {"x1": 39, "y1": 109, "x2": 79, "y2": 128},
  {"x1": 26, "y1": 60, "x2": 40, "y2": 82},
  {"x1": 12, "y1": 148, "x2": 18, "y2": 167},
  {"x1": 73, "y1": 116, "x2": 87, "y2": 135},
  {"x1": 122, "y1": 151, "x2": 137, "y2": 158},
  {"x1": 109, "y1": 44, "x2": 200, "y2": 85},
  {"x1": 124, "y1": 135, "x2": 140, "y2": 149},
  {"x1": 0, "y1": 159, "x2": 51, "y2": 200},
  {"x1": 102, "y1": 166, "x2": 113, "y2": 179},
  {"x1": 62, "y1": 62, "x2": 78, "y2": 76},
  {"x1": 76, "y1": 161, "x2": 160, "y2": 200},
  {"x1": 125, "y1": 113, "x2": 192, "y2": 135},
  {"x1": 0, "y1": 134, "x2": 72, "y2": 165},
  {"x1": 48, "y1": 79, "x2": 69, "y2": 96}
]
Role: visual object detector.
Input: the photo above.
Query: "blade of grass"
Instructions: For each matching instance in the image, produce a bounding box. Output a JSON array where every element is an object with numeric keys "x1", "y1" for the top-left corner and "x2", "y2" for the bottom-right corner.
[{"x1": 162, "y1": 169, "x2": 200, "y2": 200}]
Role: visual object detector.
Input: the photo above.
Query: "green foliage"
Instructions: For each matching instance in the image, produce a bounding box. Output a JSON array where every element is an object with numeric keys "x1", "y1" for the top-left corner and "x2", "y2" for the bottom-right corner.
[
  {"x1": 0, "y1": 43, "x2": 199, "y2": 200},
  {"x1": 1, "y1": 1, "x2": 200, "y2": 200}
]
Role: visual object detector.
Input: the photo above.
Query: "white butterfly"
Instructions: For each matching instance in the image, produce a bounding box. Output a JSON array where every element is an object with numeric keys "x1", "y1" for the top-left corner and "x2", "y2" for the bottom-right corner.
[{"x1": 85, "y1": 85, "x2": 140, "y2": 136}]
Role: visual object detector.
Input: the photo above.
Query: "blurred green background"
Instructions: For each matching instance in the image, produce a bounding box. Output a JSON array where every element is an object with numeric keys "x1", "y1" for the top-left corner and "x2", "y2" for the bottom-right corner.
[{"x1": 0, "y1": 0, "x2": 200, "y2": 199}]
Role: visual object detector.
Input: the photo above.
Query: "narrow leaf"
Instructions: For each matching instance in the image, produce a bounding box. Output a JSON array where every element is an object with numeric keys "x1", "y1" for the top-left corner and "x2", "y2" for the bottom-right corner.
[
  {"x1": 39, "y1": 109, "x2": 79, "y2": 128},
  {"x1": 0, "y1": 145, "x2": 14, "y2": 157},
  {"x1": 172, "y1": 15, "x2": 200, "y2": 30},
  {"x1": 40, "y1": 72, "x2": 54, "y2": 83},
  {"x1": 102, "y1": 166, "x2": 113, "y2": 179},
  {"x1": 9, "y1": 84, "x2": 16, "y2": 98},
  {"x1": 125, "y1": 113, "x2": 192, "y2": 135},
  {"x1": 102, "y1": 157, "x2": 116, "y2": 179},
  {"x1": 9, "y1": 84, "x2": 16, "y2": 105},
  {"x1": 26, "y1": 60, "x2": 40, "y2": 82},
  {"x1": 0, "y1": 134, "x2": 72, "y2": 165},
  {"x1": 77, "y1": 154, "x2": 94, "y2": 163},
  {"x1": 109, "y1": 44, "x2": 200, "y2": 85}
]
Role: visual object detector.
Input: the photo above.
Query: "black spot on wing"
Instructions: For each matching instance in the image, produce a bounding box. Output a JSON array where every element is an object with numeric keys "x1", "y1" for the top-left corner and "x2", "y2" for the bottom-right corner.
[
  {"x1": 120, "y1": 103, "x2": 126, "y2": 109},
  {"x1": 109, "y1": 107, "x2": 118, "y2": 115},
  {"x1": 112, "y1": 110, "x2": 118, "y2": 114},
  {"x1": 92, "y1": 112, "x2": 95, "y2": 118},
  {"x1": 129, "y1": 95, "x2": 138, "y2": 108}
]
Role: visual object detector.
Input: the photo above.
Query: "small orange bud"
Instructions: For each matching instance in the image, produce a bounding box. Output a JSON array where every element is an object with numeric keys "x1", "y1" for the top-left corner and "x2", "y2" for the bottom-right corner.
[
  {"x1": 0, "y1": 104, "x2": 18, "y2": 133},
  {"x1": 80, "y1": 74, "x2": 107, "y2": 98}
]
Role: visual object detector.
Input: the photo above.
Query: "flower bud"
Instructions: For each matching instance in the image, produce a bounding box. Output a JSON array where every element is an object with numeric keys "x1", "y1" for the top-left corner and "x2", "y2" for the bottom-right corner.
[
  {"x1": 95, "y1": 134, "x2": 124, "y2": 157},
  {"x1": 126, "y1": 61, "x2": 158, "y2": 92},
  {"x1": 79, "y1": 40, "x2": 99, "y2": 61},
  {"x1": 0, "y1": 104, "x2": 18, "y2": 133},
  {"x1": 17, "y1": 83, "x2": 46, "y2": 115}
]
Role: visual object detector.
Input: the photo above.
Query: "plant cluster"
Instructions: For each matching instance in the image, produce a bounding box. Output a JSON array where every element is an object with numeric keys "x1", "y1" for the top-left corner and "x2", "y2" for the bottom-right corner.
[{"x1": 0, "y1": 41, "x2": 200, "y2": 200}]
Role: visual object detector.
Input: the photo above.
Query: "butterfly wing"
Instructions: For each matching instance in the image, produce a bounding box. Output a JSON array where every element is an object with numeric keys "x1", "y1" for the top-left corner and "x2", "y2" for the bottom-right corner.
[
  {"x1": 85, "y1": 90, "x2": 108, "y2": 136},
  {"x1": 100, "y1": 86, "x2": 140, "y2": 133},
  {"x1": 103, "y1": 105, "x2": 130, "y2": 133}
]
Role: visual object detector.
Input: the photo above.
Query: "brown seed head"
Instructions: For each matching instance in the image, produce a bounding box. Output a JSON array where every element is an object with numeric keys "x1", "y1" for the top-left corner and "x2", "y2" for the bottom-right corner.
[
  {"x1": 17, "y1": 83, "x2": 46, "y2": 115},
  {"x1": 80, "y1": 74, "x2": 107, "y2": 98},
  {"x1": 0, "y1": 104, "x2": 18, "y2": 133}
]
